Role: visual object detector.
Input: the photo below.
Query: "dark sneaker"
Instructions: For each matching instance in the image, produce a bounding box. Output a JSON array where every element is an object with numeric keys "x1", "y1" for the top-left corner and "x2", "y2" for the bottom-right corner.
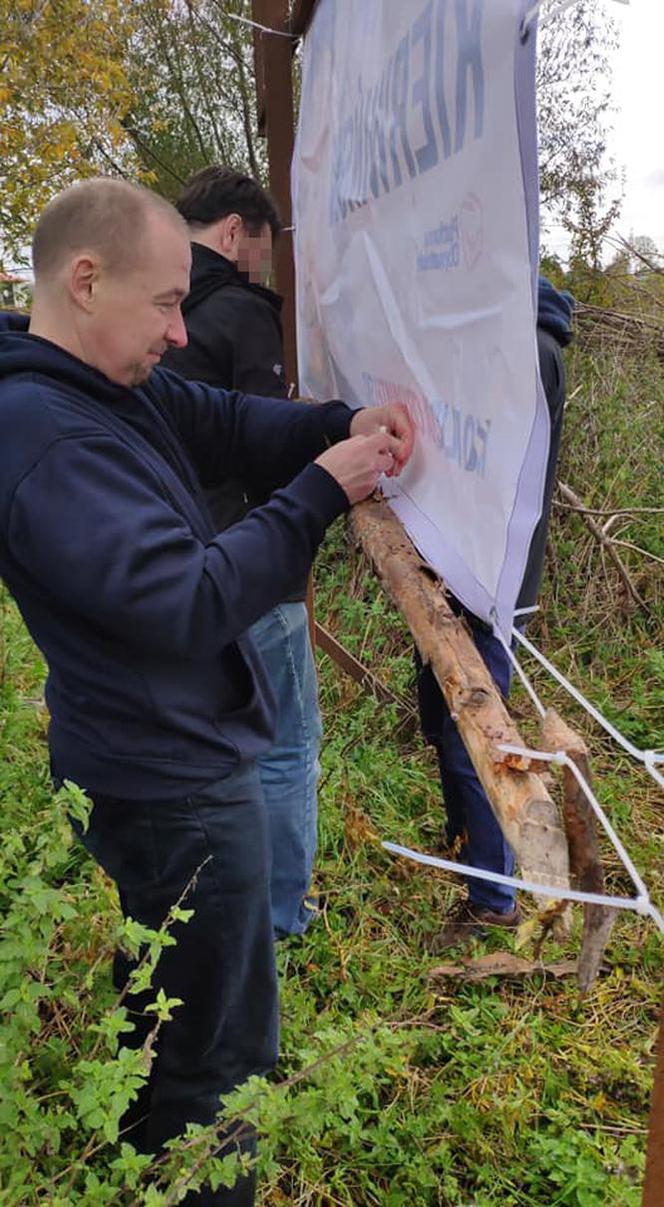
[{"x1": 430, "y1": 898, "x2": 522, "y2": 953}]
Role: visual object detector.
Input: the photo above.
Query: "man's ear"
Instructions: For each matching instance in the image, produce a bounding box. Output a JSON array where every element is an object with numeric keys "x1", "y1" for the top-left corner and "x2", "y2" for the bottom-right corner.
[
  {"x1": 68, "y1": 254, "x2": 100, "y2": 312},
  {"x1": 218, "y1": 213, "x2": 243, "y2": 259}
]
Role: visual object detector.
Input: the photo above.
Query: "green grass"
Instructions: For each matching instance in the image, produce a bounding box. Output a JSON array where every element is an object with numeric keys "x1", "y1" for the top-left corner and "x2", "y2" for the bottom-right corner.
[{"x1": 0, "y1": 346, "x2": 662, "y2": 1205}]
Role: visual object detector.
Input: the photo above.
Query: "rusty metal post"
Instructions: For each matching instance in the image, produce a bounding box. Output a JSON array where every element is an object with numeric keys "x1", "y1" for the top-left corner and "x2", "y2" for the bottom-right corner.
[
  {"x1": 643, "y1": 994, "x2": 664, "y2": 1206},
  {"x1": 251, "y1": 0, "x2": 298, "y2": 392},
  {"x1": 251, "y1": 0, "x2": 319, "y2": 639}
]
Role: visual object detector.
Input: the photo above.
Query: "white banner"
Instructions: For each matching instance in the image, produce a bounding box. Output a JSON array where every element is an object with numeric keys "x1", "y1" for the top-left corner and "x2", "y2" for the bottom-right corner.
[{"x1": 293, "y1": 0, "x2": 547, "y2": 635}]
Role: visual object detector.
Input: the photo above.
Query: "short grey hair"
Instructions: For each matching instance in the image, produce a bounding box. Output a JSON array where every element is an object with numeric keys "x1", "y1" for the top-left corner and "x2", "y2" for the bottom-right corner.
[{"x1": 32, "y1": 177, "x2": 187, "y2": 282}]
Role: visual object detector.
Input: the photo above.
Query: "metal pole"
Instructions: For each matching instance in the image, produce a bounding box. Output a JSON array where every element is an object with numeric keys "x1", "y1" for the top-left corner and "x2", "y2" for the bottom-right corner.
[
  {"x1": 251, "y1": 0, "x2": 298, "y2": 391},
  {"x1": 253, "y1": 0, "x2": 323, "y2": 647}
]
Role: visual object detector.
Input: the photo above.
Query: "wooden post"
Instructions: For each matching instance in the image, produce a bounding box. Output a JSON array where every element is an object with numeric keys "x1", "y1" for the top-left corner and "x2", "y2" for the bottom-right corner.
[{"x1": 351, "y1": 496, "x2": 571, "y2": 898}]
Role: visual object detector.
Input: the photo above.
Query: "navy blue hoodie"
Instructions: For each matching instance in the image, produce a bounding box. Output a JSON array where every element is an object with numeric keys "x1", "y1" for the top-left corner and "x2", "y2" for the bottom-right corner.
[
  {"x1": 537, "y1": 276, "x2": 574, "y2": 346},
  {"x1": 0, "y1": 317, "x2": 352, "y2": 799}
]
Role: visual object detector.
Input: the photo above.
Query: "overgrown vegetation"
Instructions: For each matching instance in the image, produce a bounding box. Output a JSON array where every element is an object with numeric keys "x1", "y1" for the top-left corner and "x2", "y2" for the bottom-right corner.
[{"x1": 1, "y1": 343, "x2": 662, "y2": 1203}]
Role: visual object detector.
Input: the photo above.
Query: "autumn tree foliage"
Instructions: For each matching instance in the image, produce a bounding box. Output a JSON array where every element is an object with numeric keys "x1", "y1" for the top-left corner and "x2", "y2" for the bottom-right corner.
[
  {"x1": 0, "y1": 0, "x2": 625, "y2": 269},
  {"x1": 0, "y1": 0, "x2": 140, "y2": 258},
  {"x1": 122, "y1": 0, "x2": 265, "y2": 201}
]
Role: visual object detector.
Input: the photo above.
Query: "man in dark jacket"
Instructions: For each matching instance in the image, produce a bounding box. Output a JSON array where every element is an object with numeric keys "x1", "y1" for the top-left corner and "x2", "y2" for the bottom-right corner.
[
  {"x1": 417, "y1": 278, "x2": 574, "y2": 950},
  {"x1": 163, "y1": 166, "x2": 321, "y2": 939},
  {"x1": 0, "y1": 177, "x2": 413, "y2": 1205}
]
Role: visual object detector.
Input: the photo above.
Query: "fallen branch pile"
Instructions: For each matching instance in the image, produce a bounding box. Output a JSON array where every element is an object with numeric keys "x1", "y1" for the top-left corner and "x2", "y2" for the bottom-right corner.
[{"x1": 574, "y1": 301, "x2": 664, "y2": 360}]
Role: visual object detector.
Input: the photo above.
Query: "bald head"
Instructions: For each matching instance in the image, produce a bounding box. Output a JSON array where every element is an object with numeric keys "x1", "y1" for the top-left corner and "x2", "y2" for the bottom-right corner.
[
  {"x1": 32, "y1": 177, "x2": 187, "y2": 284},
  {"x1": 29, "y1": 178, "x2": 191, "y2": 387}
]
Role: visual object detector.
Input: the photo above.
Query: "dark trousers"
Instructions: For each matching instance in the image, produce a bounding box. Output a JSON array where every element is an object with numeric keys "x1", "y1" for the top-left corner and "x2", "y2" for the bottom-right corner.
[
  {"x1": 416, "y1": 621, "x2": 516, "y2": 912},
  {"x1": 416, "y1": 328, "x2": 567, "y2": 910},
  {"x1": 76, "y1": 763, "x2": 279, "y2": 1206}
]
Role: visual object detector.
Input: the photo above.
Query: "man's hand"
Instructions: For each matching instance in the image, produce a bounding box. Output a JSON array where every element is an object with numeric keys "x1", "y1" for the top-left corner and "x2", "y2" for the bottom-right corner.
[
  {"x1": 349, "y1": 402, "x2": 414, "y2": 476},
  {"x1": 315, "y1": 433, "x2": 396, "y2": 505}
]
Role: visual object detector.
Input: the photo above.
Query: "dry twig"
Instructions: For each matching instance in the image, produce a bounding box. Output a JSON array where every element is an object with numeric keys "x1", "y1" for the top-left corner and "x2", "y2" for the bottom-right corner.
[{"x1": 557, "y1": 482, "x2": 650, "y2": 615}]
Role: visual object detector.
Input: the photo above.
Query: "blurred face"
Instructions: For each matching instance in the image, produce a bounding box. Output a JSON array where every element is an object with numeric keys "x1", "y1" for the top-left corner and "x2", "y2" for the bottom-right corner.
[
  {"x1": 236, "y1": 222, "x2": 273, "y2": 285},
  {"x1": 75, "y1": 211, "x2": 192, "y2": 387}
]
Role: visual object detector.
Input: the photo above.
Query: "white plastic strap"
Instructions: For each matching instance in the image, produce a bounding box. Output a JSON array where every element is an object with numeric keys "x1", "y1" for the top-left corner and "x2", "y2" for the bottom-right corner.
[
  {"x1": 499, "y1": 744, "x2": 650, "y2": 900},
  {"x1": 381, "y1": 728, "x2": 664, "y2": 936},
  {"x1": 512, "y1": 627, "x2": 664, "y2": 791},
  {"x1": 226, "y1": 12, "x2": 294, "y2": 38},
  {"x1": 494, "y1": 627, "x2": 547, "y2": 719},
  {"x1": 382, "y1": 842, "x2": 664, "y2": 933}
]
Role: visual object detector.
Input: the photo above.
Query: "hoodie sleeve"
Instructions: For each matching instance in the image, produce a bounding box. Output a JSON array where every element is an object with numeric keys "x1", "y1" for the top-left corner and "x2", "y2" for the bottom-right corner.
[
  {"x1": 151, "y1": 368, "x2": 355, "y2": 494},
  {"x1": 7, "y1": 435, "x2": 348, "y2": 658}
]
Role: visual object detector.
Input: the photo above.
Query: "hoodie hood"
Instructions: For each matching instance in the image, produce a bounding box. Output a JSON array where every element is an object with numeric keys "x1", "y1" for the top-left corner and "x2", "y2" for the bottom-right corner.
[
  {"x1": 0, "y1": 319, "x2": 134, "y2": 410},
  {"x1": 537, "y1": 276, "x2": 575, "y2": 347},
  {"x1": 0, "y1": 310, "x2": 30, "y2": 335},
  {"x1": 184, "y1": 243, "x2": 282, "y2": 318}
]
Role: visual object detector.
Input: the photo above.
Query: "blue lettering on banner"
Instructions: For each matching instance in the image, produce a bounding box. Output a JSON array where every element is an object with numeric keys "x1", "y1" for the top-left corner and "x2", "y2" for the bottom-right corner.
[
  {"x1": 455, "y1": 0, "x2": 485, "y2": 152},
  {"x1": 434, "y1": 0, "x2": 452, "y2": 158},
  {"x1": 361, "y1": 372, "x2": 490, "y2": 478},
  {"x1": 417, "y1": 214, "x2": 460, "y2": 271},
  {"x1": 412, "y1": 1, "x2": 438, "y2": 172},
  {"x1": 330, "y1": 0, "x2": 485, "y2": 224}
]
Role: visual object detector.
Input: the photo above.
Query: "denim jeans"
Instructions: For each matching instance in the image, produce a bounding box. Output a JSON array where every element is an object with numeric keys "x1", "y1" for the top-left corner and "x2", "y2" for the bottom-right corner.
[
  {"x1": 249, "y1": 602, "x2": 322, "y2": 938},
  {"x1": 75, "y1": 763, "x2": 279, "y2": 1206},
  {"x1": 416, "y1": 620, "x2": 516, "y2": 913}
]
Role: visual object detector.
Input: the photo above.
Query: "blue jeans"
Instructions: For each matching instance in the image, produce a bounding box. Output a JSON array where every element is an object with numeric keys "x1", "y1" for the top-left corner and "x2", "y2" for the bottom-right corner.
[
  {"x1": 416, "y1": 619, "x2": 516, "y2": 913},
  {"x1": 249, "y1": 602, "x2": 322, "y2": 938},
  {"x1": 74, "y1": 764, "x2": 279, "y2": 1205}
]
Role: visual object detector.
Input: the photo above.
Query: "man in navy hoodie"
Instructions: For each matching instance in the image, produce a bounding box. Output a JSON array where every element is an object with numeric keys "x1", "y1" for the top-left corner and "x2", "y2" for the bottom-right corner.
[{"x1": 0, "y1": 177, "x2": 413, "y2": 1204}]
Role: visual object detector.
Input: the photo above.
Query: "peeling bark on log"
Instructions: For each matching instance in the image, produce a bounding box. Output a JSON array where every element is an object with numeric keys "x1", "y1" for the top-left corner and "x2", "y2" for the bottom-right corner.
[
  {"x1": 540, "y1": 708, "x2": 616, "y2": 992},
  {"x1": 351, "y1": 497, "x2": 570, "y2": 896}
]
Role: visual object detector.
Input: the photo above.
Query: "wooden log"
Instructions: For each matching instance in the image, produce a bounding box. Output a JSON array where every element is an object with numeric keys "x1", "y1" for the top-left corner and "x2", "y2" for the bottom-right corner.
[
  {"x1": 540, "y1": 708, "x2": 616, "y2": 991},
  {"x1": 351, "y1": 496, "x2": 571, "y2": 896}
]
